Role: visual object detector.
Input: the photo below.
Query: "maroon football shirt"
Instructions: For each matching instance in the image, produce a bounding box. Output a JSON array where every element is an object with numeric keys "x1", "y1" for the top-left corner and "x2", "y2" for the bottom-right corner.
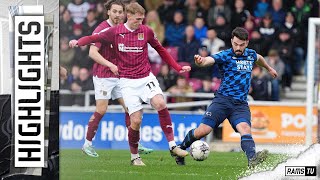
[
  {"x1": 78, "y1": 24, "x2": 182, "y2": 79},
  {"x1": 91, "y1": 20, "x2": 117, "y2": 78}
]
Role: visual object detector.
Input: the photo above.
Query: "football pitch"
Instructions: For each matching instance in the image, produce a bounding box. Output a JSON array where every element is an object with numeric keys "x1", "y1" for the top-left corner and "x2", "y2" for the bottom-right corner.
[{"x1": 60, "y1": 150, "x2": 288, "y2": 180}]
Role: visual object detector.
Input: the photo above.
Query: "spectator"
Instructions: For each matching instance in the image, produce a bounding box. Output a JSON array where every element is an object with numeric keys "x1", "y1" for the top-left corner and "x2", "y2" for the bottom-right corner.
[
  {"x1": 73, "y1": 45, "x2": 93, "y2": 69},
  {"x1": 257, "y1": 13, "x2": 278, "y2": 51},
  {"x1": 265, "y1": 49, "x2": 285, "y2": 101},
  {"x1": 184, "y1": 0, "x2": 200, "y2": 25},
  {"x1": 208, "y1": 0, "x2": 232, "y2": 27},
  {"x1": 290, "y1": 0, "x2": 311, "y2": 51},
  {"x1": 178, "y1": 25, "x2": 201, "y2": 63},
  {"x1": 164, "y1": 10, "x2": 187, "y2": 47},
  {"x1": 60, "y1": 9, "x2": 74, "y2": 37},
  {"x1": 71, "y1": 68, "x2": 94, "y2": 106},
  {"x1": 202, "y1": 28, "x2": 225, "y2": 55},
  {"x1": 250, "y1": 66, "x2": 269, "y2": 100},
  {"x1": 81, "y1": 9, "x2": 99, "y2": 36},
  {"x1": 67, "y1": 0, "x2": 91, "y2": 24},
  {"x1": 196, "y1": 76, "x2": 214, "y2": 110},
  {"x1": 146, "y1": 10, "x2": 165, "y2": 44},
  {"x1": 197, "y1": 0, "x2": 211, "y2": 25},
  {"x1": 243, "y1": 17, "x2": 256, "y2": 39},
  {"x1": 253, "y1": 0, "x2": 271, "y2": 18},
  {"x1": 230, "y1": 0, "x2": 250, "y2": 29},
  {"x1": 269, "y1": 0, "x2": 286, "y2": 27},
  {"x1": 190, "y1": 45, "x2": 213, "y2": 79},
  {"x1": 144, "y1": 0, "x2": 164, "y2": 11},
  {"x1": 95, "y1": 2, "x2": 105, "y2": 24},
  {"x1": 271, "y1": 28, "x2": 294, "y2": 91},
  {"x1": 247, "y1": 29, "x2": 268, "y2": 56},
  {"x1": 193, "y1": 17, "x2": 208, "y2": 42},
  {"x1": 212, "y1": 15, "x2": 231, "y2": 47},
  {"x1": 156, "y1": 64, "x2": 178, "y2": 91},
  {"x1": 60, "y1": 36, "x2": 75, "y2": 72},
  {"x1": 282, "y1": 12, "x2": 305, "y2": 75},
  {"x1": 71, "y1": 23, "x2": 84, "y2": 40},
  {"x1": 157, "y1": 0, "x2": 177, "y2": 25},
  {"x1": 167, "y1": 75, "x2": 194, "y2": 111},
  {"x1": 197, "y1": 76, "x2": 214, "y2": 93},
  {"x1": 67, "y1": 65, "x2": 80, "y2": 85}
]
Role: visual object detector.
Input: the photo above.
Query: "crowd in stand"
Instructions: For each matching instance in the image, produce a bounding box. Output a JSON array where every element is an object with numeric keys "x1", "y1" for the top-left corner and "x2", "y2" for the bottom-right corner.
[{"x1": 59, "y1": 0, "x2": 319, "y2": 107}]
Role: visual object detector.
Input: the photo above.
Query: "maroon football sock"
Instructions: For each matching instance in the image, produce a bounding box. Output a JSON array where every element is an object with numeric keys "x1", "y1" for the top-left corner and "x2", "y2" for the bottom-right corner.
[
  {"x1": 86, "y1": 112, "x2": 103, "y2": 141},
  {"x1": 158, "y1": 108, "x2": 174, "y2": 142},
  {"x1": 128, "y1": 127, "x2": 139, "y2": 154}
]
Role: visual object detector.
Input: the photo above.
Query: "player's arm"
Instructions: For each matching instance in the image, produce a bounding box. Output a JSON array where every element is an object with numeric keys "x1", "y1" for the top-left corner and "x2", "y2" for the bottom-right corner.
[
  {"x1": 147, "y1": 28, "x2": 191, "y2": 73},
  {"x1": 69, "y1": 28, "x2": 113, "y2": 47},
  {"x1": 194, "y1": 54, "x2": 215, "y2": 67},
  {"x1": 89, "y1": 46, "x2": 118, "y2": 75},
  {"x1": 255, "y1": 54, "x2": 278, "y2": 78}
]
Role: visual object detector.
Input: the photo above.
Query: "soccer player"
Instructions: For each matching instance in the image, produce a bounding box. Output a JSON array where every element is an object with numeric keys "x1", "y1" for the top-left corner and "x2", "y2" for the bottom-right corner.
[
  {"x1": 69, "y1": 2, "x2": 191, "y2": 166},
  {"x1": 81, "y1": 0, "x2": 153, "y2": 158},
  {"x1": 176, "y1": 27, "x2": 278, "y2": 168}
]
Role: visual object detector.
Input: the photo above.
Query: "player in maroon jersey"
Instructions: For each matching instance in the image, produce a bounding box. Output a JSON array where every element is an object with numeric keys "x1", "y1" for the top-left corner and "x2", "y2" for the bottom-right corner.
[
  {"x1": 70, "y1": 2, "x2": 191, "y2": 166},
  {"x1": 82, "y1": 0, "x2": 153, "y2": 158}
]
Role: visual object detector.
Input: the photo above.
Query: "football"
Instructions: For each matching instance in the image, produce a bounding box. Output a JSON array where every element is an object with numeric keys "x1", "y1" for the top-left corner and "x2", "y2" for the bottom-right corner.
[{"x1": 190, "y1": 140, "x2": 210, "y2": 161}]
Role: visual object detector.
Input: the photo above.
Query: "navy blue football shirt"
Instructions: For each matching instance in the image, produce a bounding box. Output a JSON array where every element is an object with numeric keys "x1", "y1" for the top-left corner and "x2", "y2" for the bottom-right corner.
[{"x1": 212, "y1": 48, "x2": 257, "y2": 101}]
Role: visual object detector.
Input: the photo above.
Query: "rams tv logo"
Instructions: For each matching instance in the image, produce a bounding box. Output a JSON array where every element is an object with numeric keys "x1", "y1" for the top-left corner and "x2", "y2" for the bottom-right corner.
[
  {"x1": 285, "y1": 166, "x2": 317, "y2": 176},
  {"x1": 14, "y1": 16, "x2": 45, "y2": 167}
]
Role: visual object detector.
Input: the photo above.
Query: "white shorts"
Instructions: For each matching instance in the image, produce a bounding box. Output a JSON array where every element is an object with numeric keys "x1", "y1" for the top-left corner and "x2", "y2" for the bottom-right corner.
[
  {"x1": 120, "y1": 72, "x2": 163, "y2": 115},
  {"x1": 93, "y1": 76, "x2": 122, "y2": 100}
]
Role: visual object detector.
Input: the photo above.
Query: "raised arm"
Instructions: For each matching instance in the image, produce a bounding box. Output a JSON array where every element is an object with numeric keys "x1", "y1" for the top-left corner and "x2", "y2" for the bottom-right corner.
[
  {"x1": 255, "y1": 54, "x2": 278, "y2": 78},
  {"x1": 69, "y1": 34, "x2": 102, "y2": 47},
  {"x1": 194, "y1": 54, "x2": 215, "y2": 67},
  {"x1": 69, "y1": 28, "x2": 114, "y2": 47}
]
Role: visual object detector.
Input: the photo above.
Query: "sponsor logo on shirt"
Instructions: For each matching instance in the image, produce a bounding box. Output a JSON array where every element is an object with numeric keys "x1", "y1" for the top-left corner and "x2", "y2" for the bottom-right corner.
[
  {"x1": 236, "y1": 60, "x2": 253, "y2": 72},
  {"x1": 118, "y1": 43, "x2": 143, "y2": 52}
]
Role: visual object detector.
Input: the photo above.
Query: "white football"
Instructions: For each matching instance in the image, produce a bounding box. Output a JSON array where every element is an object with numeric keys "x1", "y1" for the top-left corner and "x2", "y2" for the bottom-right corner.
[{"x1": 190, "y1": 140, "x2": 210, "y2": 161}]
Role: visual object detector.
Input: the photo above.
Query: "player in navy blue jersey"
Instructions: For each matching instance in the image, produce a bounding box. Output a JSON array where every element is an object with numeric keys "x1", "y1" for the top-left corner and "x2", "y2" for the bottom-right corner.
[{"x1": 175, "y1": 27, "x2": 278, "y2": 168}]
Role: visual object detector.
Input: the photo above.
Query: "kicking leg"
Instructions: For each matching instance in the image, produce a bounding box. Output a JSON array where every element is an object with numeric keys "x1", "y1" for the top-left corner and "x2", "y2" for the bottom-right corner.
[{"x1": 151, "y1": 94, "x2": 188, "y2": 158}]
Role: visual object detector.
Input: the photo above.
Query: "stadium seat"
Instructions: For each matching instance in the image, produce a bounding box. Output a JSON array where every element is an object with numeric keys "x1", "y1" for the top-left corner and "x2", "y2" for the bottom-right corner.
[
  {"x1": 189, "y1": 78, "x2": 202, "y2": 91},
  {"x1": 165, "y1": 46, "x2": 178, "y2": 61},
  {"x1": 151, "y1": 63, "x2": 162, "y2": 76}
]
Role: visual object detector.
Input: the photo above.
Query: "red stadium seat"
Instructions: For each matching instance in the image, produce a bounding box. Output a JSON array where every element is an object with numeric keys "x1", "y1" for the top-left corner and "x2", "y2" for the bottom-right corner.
[
  {"x1": 151, "y1": 63, "x2": 162, "y2": 76},
  {"x1": 165, "y1": 46, "x2": 178, "y2": 61},
  {"x1": 189, "y1": 78, "x2": 202, "y2": 91}
]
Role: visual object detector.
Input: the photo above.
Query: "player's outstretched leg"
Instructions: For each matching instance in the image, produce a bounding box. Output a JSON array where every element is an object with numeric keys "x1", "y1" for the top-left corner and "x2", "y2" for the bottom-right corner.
[
  {"x1": 158, "y1": 107, "x2": 188, "y2": 158},
  {"x1": 173, "y1": 128, "x2": 199, "y2": 165},
  {"x1": 82, "y1": 112, "x2": 103, "y2": 157},
  {"x1": 241, "y1": 134, "x2": 268, "y2": 168}
]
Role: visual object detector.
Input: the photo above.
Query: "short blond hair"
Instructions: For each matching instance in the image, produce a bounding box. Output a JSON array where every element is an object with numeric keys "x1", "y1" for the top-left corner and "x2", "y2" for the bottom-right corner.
[{"x1": 126, "y1": 2, "x2": 145, "y2": 15}]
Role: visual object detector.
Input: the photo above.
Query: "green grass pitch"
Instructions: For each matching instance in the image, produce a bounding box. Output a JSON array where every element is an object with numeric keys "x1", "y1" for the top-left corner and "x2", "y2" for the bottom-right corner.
[{"x1": 60, "y1": 149, "x2": 288, "y2": 180}]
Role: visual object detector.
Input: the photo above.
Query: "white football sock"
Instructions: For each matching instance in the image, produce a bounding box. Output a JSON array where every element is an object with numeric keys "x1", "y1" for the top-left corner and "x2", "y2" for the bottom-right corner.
[{"x1": 169, "y1": 141, "x2": 177, "y2": 150}]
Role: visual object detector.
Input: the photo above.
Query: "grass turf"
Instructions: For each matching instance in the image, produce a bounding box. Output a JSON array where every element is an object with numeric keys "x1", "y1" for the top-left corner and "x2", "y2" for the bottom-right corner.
[{"x1": 60, "y1": 149, "x2": 288, "y2": 180}]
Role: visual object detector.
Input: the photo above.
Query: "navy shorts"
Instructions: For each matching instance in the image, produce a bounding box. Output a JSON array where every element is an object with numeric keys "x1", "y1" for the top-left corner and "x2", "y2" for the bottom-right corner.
[{"x1": 201, "y1": 93, "x2": 251, "y2": 132}]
